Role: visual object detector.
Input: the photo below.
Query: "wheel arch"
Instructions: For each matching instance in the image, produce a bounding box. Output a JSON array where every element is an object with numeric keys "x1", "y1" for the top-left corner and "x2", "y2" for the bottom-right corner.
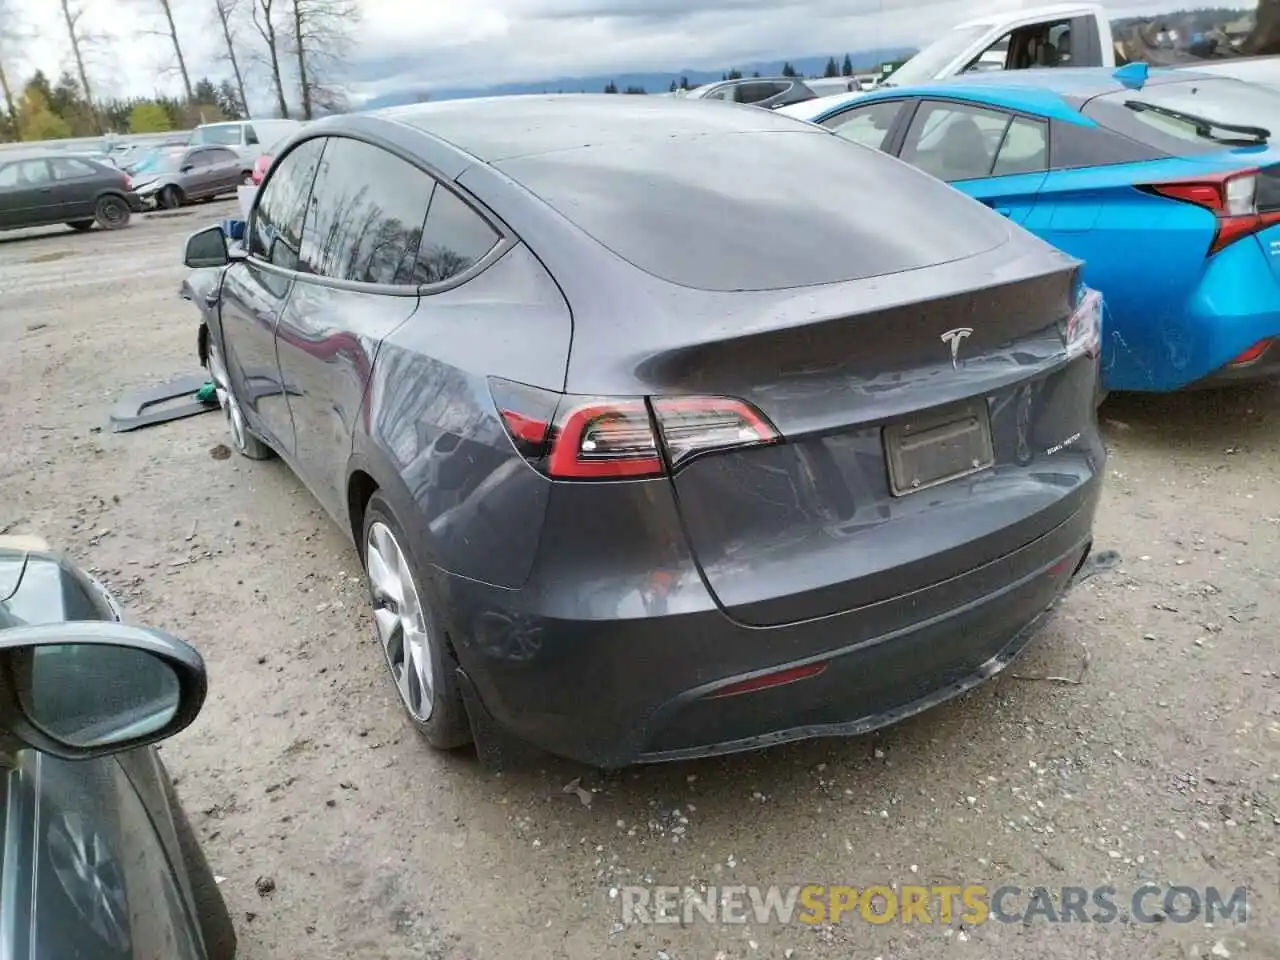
[{"x1": 345, "y1": 435, "x2": 435, "y2": 561}]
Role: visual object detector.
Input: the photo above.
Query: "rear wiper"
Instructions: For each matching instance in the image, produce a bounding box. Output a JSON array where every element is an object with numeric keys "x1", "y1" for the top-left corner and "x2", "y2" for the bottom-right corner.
[{"x1": 1123, "y1": 100, "x2": 1270, "y2": 146}]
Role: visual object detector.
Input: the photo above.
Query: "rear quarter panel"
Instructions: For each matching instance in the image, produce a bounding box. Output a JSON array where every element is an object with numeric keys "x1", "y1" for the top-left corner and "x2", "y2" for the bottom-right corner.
[
  {"x1": 355, "y1": 242, "x2": 573, "y2": 589},
  {"x1": 1026, "y1": 162, "x2": 1223, "y2": 390}
]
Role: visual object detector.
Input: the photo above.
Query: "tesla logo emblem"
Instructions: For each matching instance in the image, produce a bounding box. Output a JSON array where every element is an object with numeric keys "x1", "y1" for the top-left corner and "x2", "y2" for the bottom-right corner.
[{"x1": 941, "y1": 328, "x2": 973, "y2": 369}]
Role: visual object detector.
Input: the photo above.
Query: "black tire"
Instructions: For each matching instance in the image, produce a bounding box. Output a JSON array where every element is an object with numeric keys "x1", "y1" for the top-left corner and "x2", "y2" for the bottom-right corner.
[
  {"x1": 67, "y1": 220, "x2": 94, "y2": 232},
  {"x1": 94, "y1": 196, "x2": 131, "y2": 230},
  {"x1": 362, "y1": 492, "x2": 472, "y2": 750},
  {"x1": 159, "y1": 185, "x2": 183, "y2": 209},
  {"x1": 163, "y1": 776, "x2": 237, "y2": 960}
]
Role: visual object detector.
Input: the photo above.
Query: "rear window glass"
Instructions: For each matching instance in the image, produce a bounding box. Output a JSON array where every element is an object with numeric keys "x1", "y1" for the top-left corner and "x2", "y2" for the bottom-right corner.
[
  {"x1": 497, "y1": 131, "x2": 1007, "y2": 292},
  {"x1": 1086, "y1": 78, "x2": 1280, "y2": 155}
]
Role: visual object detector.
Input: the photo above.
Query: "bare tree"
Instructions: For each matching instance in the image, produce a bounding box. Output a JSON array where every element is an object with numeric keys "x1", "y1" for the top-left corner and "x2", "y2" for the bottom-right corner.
[
  {"x1": 135, "y1": 0, "x2": 194, "y2": 101},
  {"x1": 250, "y1": 0, "x2": 290, "y2": 117},
  {"x1": 287, "y1": 0, "x2": 359, "y2": 120},
  {"x1": 213, "y1": 0, "x2": 252, "y2": 118},
  {"x1": 58, "y1": 0, "x2": 101, "y2": 133},
  {"x1": 0, "y1": 0, "x2": 23, "y2": 138}
]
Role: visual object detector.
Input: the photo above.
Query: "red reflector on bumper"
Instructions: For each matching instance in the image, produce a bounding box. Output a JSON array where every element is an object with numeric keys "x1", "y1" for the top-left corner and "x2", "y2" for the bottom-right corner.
[
  {"x1": 707, "y1": 662, "x2": 828, "y2": 699},
  {"x1": 1231, "y1": 339, "x2": 1272, "y2": 366}
]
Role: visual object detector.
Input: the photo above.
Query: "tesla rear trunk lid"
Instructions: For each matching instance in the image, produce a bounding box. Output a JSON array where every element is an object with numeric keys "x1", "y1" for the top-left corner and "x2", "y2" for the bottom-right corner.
[{"x1": 655, "y1": 246, "x2": 1098, "y2": 628}]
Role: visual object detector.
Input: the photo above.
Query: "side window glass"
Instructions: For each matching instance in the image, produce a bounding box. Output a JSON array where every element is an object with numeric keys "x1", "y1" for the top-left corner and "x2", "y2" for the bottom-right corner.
[
  {"x1": 51, "y1": 158, "x2": 97, "y2": 180},
  {"x1": 901, "y1": 101, "x2": 1011, "y2": 182},
  {"x1": 992, "y1": 116, "x2": 1048, "y2": 176},
  {"x1": 0, "y1": 164, "x2": 17, "y2": 187},
  {"x1": 20, "y1": 160, "x2": 53, "y2": 186},
  {"x1": 244, "y1": 125, "x2": 258, "y2": 145},
  {"x1": 211, "y1": 148, "x2": 237, "y2": 165},
  {"x1": 965, "y1": 33, "x2": 1011, "y2": 73},
  {"x1": 413, "y1": 186, "x2": 500, "y2": 285},
  {"x1": 249, "y1": 138, "x2": 325, "y2": 270},
  {"x1": 298, "y1": 137, "x2": 435, "y2": 285},
  {"x1": 822, "y1": 100, "x2": 902, "y2": 151}
]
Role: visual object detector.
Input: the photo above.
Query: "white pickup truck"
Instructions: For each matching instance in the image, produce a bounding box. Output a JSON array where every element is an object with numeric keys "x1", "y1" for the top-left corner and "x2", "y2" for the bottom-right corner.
[{"x1": 879, "y1": 2, "x2": 1279, "y2": 91}]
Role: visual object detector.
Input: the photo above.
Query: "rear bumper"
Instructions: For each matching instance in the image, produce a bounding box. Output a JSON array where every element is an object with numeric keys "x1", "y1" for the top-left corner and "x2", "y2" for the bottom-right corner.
[
  {"x1": 1187, "y1": 337, "x2": 1280, "y2": 388},
  {"x1": 447, "y1": 484, "x2": 1100, "y2": 768}
]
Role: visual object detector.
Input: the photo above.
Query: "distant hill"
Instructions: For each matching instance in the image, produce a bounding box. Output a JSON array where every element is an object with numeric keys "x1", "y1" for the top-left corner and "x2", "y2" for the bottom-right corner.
[{"x1": 360, "y1": 49, "x2": 917, "y2": 108}]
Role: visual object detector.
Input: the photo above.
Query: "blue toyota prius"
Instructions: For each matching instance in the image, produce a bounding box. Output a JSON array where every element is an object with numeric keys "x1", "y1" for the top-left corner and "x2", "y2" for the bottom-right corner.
[{"x1": 780, "y1": 65, "x2": 1280, "y2": 392}]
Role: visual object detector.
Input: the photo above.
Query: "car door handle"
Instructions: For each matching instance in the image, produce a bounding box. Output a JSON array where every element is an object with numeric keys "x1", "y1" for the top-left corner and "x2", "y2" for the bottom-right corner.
[{"x1": 204, "y1": 291, "x2": 220, "y2": 308}]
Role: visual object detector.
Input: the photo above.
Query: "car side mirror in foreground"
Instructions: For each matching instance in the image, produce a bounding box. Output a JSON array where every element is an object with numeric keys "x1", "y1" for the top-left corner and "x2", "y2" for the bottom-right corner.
[
  {"x1": 184, "y1": 224, "x2": 238, "y2": 268},
  {"x1": 0, "y1": 621, "x2": 207, "y2": 761}
]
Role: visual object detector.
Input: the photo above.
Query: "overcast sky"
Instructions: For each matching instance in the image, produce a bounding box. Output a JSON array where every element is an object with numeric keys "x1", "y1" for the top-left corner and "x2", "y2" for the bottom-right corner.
[{"x1": 13, "y1": 0, "x2": 1251, "y2": 107}]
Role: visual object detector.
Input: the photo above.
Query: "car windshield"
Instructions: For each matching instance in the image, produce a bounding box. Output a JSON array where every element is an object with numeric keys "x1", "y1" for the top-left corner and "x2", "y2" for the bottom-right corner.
[
  {"x1": 1088, "y1": 77, "x2": 1280, "y2": 154},
  {"x1": 883, "y1": 24, "x2": 993, "y2": 86},
  {"x1": 191, "y1": 125, "x2": 240, "y2": 146}
]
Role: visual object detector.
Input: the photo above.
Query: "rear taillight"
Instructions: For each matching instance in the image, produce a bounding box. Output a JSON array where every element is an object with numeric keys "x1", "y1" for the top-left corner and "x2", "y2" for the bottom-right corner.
[
  {"x1": 490, "y1": 378, "x2": 779, "y2": 480},
  {"x1": 122, "y1": 173, "x2": 132, "y2": 191},
  {"x1": 1230, "y1": 338, "x2": 1272, "y2": 366},
  {"x1": 1143, "y1": 168, "x2": 1280, "y2": 254}
]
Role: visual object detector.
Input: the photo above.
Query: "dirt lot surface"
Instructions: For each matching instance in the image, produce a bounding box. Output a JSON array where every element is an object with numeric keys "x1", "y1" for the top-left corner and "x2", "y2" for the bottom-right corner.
[{"x1": 1, "y1": 206, "x2": 1278, "y2": 960}]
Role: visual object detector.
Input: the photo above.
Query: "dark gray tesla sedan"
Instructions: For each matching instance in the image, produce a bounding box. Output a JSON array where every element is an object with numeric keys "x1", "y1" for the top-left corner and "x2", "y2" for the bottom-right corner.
[{"x1": 183, "y1": 94, "x2": 1105, "y2": 768}]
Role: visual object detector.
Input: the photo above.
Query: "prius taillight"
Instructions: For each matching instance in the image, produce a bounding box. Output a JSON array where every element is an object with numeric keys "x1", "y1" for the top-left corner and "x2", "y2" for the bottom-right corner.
[
  {"x1": 490, "y1": 378, "x2": 779, "y2": 479},
  {"x1": 1142, "y1": 168, "x2": 1280, "y2": 254}
]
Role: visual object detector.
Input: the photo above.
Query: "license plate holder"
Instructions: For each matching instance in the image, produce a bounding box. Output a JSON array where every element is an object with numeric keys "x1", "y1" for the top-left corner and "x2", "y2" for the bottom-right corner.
[{"x1": 884, "y1": 401, "x2": 994, "y2": 497}]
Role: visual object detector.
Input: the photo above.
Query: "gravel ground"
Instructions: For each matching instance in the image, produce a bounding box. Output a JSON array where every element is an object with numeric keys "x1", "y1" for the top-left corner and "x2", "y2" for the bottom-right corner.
[{"x1": 0, "y1": 206, "x2": 1277, "y2": 960}]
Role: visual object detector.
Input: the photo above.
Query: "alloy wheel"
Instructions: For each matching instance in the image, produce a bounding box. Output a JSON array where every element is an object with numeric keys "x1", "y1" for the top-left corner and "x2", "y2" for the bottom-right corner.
[
  {"x1": 366, "y1": 521, "x2": 436, "y2": 721},
  {"x1": 207, "y1": 342, "x2": 248, "y2": 453}
]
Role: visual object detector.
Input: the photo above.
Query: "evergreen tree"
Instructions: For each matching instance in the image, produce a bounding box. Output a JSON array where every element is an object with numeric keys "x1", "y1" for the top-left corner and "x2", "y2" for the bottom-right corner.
[
  {"x1": 217, "y1": 79, "x2": 245, "y2": 120},
  {"x1": 679, "y1": 75, "x2": 690, "y2": 89},
  {"x1": 727, "y1": 68, "x2": 742, "y2": 80},
  {"x1": 603, "y1": 81, "x2": 618, "y2": 93},
  {"x1": 824, "y1": 56, "x2": 839, "y2": 77},
  {"x1": 193, "y1": 77, "x2": 219, "y2": 105},
  {"x1": 781, "y1": 62, "x2": 797, "y2": 77},
  {"x1": 623, "y1": 85, "x2": 646, "y2": 94},
  {"x1": 842, "y1": 54, "x2": 854, "y2": 76},
  {"x1": 669, "y1": 80, "x2": 677, "y2": 92}
]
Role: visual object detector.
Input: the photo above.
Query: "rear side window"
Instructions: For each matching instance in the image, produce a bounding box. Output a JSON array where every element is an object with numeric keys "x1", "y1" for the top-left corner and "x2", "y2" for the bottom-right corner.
[
  {"x1": 735, "y1": 82, "x2": 789, "y2": 104},
  {"x1": 411, "y1": 187, "x2": 500, "y2": 285},
  {"x1": 821, "y1": 100, "x2": 903, "y2": 151},
  {"x1": 244, "y1": 125, "x2": 259, "y2": 145},
  {"x1": 298, "y1": 136, "x2": 436, "y2": 285},
  {"x1": 50, "y1": 158, "x2": 100, "y2": 179},
  {"x1": 1049, "y1": 119, "x2": 1164, "y2": 168},
  {"x1": 207, "y1": 148, "x2": 239, "y2": 165},
  {"x1": 901, "y1": 101, "x2": 1012, "y2": 181},
  {"x1": 991, "y1": 116, "x2": 1048, "y2": 175},
  {"x1": 1084, "y1": 78, "x2": 1280, "y2": 155},
  {"x1": 250, "y1": 138, "x2": 324, "y2": 269}
]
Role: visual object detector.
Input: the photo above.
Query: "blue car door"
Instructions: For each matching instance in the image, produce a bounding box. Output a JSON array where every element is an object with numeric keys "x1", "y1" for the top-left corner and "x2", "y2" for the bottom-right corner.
[{"x1": 894, "y1": 99, "x2": 1050, "y2": 224}]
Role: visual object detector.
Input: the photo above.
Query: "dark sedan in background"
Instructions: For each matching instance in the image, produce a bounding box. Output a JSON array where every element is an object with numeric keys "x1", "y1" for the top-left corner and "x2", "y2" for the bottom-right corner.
[
  {"x1": 680, "y1": 75, "x2": 819, "y2": 109},
  {"x1": 0, "y1": 536, "x2": 235, "y2": 958},
  {"x1": 0, "y1": 153, "x2": 140, "y2": 233},
  {"x1": 184, "y1": 94, "x2": 1105, "y2": 768}
]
